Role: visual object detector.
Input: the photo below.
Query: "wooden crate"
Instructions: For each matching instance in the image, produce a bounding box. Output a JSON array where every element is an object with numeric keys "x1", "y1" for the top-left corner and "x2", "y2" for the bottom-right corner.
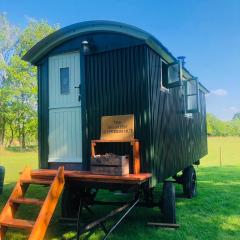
[{"x1": 91, "y1": 154, "x2": 129, "y2": 176}]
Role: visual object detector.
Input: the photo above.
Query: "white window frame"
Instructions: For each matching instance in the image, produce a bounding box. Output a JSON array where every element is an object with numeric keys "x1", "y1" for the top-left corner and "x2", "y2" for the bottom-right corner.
[
  {"x1": 160, "y1": 58, "x2": 182, "y2": 91},
  {"x1": 160, "y1": 59, "x2": 170, "y2": 92},
  {"x1": 183, "y1": 77, "x2": 200, "y2": 117}
]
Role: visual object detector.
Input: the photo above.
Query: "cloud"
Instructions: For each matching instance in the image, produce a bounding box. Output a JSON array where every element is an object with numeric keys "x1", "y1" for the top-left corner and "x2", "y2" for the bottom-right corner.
[
  {"x1": 222, "y1": 106, "x2": 239, "y2": 116},
  {"x1": 211, "y1": 89, "x2": 228, "y2": 96},
  {"x1": 228, "y1": 106, "x2": 239, "y2": 113}
]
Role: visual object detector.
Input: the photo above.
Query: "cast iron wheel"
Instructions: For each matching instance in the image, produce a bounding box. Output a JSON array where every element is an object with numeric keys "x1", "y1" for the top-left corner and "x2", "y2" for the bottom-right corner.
[
  {"x1": 182, "y1": 165, "x2": 197, "y2": 198},
  {"x1": 161, "y1": 181, "x2": 176, "y2": 224}
]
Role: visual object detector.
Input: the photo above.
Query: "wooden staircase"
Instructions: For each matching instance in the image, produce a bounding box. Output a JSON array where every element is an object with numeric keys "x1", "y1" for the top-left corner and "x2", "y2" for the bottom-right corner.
[{"x1": 0, "y1": 166, "x2": 65, "y2": 240}]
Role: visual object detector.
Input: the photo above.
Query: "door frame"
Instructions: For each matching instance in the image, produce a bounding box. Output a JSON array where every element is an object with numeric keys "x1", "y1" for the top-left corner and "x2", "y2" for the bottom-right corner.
[
  {"x1": 45, "y1": 50, "x2": 88, "y2": 168},
  {"x1": 79, "y1": 50, "x2": 88, "y2": 170},
  {"x1": 48, "y1": 51, "x2": 82, "y2": 163}
]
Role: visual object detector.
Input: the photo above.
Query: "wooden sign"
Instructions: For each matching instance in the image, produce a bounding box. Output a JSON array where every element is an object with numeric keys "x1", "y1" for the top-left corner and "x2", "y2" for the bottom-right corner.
[{"x1": 101, "y1": 114, "x2": 134, "y2": 140}]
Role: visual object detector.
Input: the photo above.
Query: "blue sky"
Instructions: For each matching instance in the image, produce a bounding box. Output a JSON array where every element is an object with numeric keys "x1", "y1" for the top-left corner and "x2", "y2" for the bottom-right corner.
[{"x1": 1, "y1": 0, "x2": 240, "y2": 120}]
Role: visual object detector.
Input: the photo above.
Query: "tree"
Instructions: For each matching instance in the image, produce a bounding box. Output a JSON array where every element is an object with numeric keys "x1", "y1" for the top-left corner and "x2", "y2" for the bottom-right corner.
[
  {"x1": 233, "y1": 112, "x2": 240, "y2": 120},
  {"x1": 5, "y1": 19, "x2": 58, "y2": 148},
  {"x1": 0, "y1": 13, "x2": 19, "y2": 148},
  {"x1": 0, "y1": 14, "x2": 58, "y2": 148},
  {"x1": 6, "y1": 55, "x2": 38, "y2": 148},
  {"x1": 206, "y1": 113, "x2": 240, "y2": 137},
  {"x1": 0, "y1": 13, "x2": 19, "y2": 82}
]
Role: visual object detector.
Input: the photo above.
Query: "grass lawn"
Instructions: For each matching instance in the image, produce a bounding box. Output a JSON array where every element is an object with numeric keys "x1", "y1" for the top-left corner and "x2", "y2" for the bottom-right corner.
[{"x1": 0, "y1": 137, "x2": 239, "y2": 239}]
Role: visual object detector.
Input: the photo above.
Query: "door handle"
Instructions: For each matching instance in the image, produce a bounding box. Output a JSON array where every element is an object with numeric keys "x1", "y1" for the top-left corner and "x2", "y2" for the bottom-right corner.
[{"x1": 75, "y1": 84, "x2": 81, "y2": 101}]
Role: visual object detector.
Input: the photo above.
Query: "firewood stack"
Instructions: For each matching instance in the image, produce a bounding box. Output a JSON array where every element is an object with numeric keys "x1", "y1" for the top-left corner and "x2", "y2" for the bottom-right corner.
[{"x1": 91, "y1": 153, "x2": 129, "y2": 176}]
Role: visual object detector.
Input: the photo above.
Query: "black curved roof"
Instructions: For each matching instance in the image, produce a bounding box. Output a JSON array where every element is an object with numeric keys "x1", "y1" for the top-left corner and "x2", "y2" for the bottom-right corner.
[
  {"x1": 23, "y1": 20, "x2": 178, "y2": 64},
  {"x1": 22, "y1": 20, "x2": 208, "y2": 92}
]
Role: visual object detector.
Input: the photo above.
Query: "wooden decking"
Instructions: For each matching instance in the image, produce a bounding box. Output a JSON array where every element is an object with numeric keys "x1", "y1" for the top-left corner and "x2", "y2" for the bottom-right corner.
[{"x1": 31, "y1": 169, "x2": 152, "y2": 185}]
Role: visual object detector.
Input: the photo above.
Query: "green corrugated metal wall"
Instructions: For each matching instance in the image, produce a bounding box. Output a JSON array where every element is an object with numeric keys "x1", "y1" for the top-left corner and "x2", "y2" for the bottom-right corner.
[
  {"x1": 85, "y1": 45, "x2": 208, "y2": 185},
  {"x1": 85, "y1": 45, "x2": 151, "y2": 173},
  {"x1": 146, "y1": 47, "x2": 207, "y2": 184}
]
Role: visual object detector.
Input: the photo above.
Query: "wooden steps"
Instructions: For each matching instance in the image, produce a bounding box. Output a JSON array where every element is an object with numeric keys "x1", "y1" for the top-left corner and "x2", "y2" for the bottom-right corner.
[
  {"x1": 0, "y1": 218, "x2": 34, "y2": 230},
  {"x1": 20, "y1": 178, "x2": 52, "y2": 186},
  {"x1": 0, "y1": 166, "x2": 65, "y2": 240},
  {"x1": 10, "y1": 197, "x2": 44, "y2": 206}
]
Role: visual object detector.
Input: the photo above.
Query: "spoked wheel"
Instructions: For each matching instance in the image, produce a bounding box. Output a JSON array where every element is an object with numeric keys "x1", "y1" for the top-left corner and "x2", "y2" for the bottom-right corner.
[
  {"x1": 182, "y1": 165, "x2": 197, "y2": 198},
  {"x1": 161, "y1": 181, "x2": 176, "y2": 224}
]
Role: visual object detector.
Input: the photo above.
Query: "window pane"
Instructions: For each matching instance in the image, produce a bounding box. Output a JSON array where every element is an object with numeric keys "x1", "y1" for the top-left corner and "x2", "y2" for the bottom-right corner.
[
  {"x1": 168, "y1": 63, "x2": 179, "y2": 84},
  {"x1": 167, "y1": 61, "x2": 182, "y2": 88},
  {"x1": 186, "y1": 79, "x2": 197, "y2": 95},
  {"x1": 187, "y1": 95, "x2": 198, "y2": 111},
  {"x1": 60, "y1": 67, "x2": 69, "y2": 94},
  {"x1": 168, "y1": 64, "x2": 178, "y2": 83},
  {"x1": 185, "y1": 78, "x2": 199, "y2": 113}
]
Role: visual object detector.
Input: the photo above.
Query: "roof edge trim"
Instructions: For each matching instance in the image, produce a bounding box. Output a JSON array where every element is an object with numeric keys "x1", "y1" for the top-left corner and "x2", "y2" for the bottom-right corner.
[{"x1": 23, "y1": 20, "x2": 177, "y2": 65}]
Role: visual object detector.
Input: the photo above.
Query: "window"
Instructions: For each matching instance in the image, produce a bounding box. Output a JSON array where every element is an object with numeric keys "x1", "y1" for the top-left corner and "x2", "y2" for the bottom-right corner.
[
  {"x1": 184, "y1": 78, "x2": 199, "y2": 113},
  {"x1": 60, "y1": 67, "x2": 70, "y2": 94},
  {"x1": 161, "y1": 60, "x2": 182, "y2": 89}
]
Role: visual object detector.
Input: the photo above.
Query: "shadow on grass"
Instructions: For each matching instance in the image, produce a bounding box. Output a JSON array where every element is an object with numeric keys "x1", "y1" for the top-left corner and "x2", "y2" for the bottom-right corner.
[
  {"x1": 5, "y1": 146, "x2": 38, "y2": 153},
  {"x1": 0, "y1": 165, "x2": 240, "y2": 240},
  {"x1": 47, "y1": 166, "x2": 240, "y2": 240}
]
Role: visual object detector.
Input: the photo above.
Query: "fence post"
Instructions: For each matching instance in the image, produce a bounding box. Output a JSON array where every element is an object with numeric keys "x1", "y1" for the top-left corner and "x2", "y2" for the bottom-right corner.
[{"x1": 219, "y1": 146, "x2": 222, "y2": 167}]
